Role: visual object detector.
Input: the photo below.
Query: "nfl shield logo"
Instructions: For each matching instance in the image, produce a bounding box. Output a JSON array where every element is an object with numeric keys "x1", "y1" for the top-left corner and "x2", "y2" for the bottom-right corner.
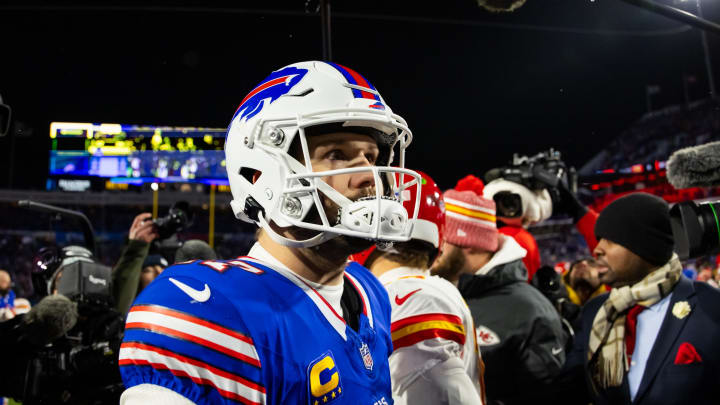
[{"x1": 359, "y1": 342, "x2": 373, "y2": 371}]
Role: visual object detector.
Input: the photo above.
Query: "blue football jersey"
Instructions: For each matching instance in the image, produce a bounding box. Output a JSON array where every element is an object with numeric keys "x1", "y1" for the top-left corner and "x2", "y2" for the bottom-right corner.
[{"x1": 119, "y1": 244, "x2": 394, "y2": 405}]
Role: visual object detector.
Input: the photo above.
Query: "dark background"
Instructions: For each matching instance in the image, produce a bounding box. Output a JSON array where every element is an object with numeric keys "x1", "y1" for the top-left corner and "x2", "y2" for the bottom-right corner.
[{"x1": 1, "y1": 0, "x2": 718, "y2": 189}]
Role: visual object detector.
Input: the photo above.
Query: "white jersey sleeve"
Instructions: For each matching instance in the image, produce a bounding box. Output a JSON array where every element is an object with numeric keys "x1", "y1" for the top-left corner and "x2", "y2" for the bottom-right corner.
[
  {"x1": 397, "y1": 356, "x2": 483, "y2": 405},
  {"x1": 383, "y1": 272, "x2": 483, "y2": 404}
]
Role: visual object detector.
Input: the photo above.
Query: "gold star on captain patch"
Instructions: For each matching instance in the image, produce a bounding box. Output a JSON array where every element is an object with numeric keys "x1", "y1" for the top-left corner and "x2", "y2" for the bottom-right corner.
[
  {"x1": 323, "y1": 396, "x2": 328, "y2": 403},
  {"x1": 332, "y1": 391, "x2": 336, "y2": 399}
]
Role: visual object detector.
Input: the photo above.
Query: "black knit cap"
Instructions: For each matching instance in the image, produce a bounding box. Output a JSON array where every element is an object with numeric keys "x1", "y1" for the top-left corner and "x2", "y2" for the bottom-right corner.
[{"x1": 594, "y1": 193, "x2": 674, "y2": 266}]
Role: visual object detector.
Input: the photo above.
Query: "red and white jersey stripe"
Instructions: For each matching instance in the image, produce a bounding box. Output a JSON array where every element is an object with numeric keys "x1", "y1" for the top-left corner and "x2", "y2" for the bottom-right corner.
[
  {"x1": 119, "y1": 342, "x2": 266, "y2": 405},
  {"x1": 125, "y1": 305, "x2": 261, "y2": 367}
]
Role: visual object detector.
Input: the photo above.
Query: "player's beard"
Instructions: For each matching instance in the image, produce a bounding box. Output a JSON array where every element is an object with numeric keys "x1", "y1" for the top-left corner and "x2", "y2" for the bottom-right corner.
[
  {"x1": 285, "y1": 185, "x2": 378, "y2": 261},
  {"x1": 430, "y1": 246, "x2": 467, "y2": 282}
]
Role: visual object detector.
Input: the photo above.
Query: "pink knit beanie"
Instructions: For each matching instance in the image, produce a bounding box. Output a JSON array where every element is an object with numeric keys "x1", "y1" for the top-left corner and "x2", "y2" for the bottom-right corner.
[{"x1": 443, "y1": 189, "x2": 499, "y2": 252}]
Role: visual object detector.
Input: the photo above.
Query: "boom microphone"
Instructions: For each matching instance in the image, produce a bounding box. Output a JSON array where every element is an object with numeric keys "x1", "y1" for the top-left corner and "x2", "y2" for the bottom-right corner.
[
  {"x1": 20, "y1": 295, "x2": 79, "y2": 346},
  {"x1": 666, "y1": 141, "x2": 720, "y2": 189}
]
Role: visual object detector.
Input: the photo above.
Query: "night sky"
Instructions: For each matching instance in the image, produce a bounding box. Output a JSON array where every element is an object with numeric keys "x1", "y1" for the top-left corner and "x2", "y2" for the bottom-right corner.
[{"x1": 1, "y1": 0, "x2": 718, "y2": 190}]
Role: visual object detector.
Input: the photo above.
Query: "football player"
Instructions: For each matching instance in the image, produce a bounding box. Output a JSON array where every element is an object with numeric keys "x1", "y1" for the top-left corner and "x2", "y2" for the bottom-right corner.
[
  {"x1": 351, "y1": 171, "x2": 485, "y2": 405},
  {"x1": 118, "y1": 61, "x2": 422, "y2": 405}
]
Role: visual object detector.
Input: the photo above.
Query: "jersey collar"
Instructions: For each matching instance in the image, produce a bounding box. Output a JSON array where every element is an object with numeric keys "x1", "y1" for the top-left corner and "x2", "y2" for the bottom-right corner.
[
  {"x1": 246, "y1": 242, "x2": 376, "y2": 341},
  {"x1": 377, "y1": 266, "x2": 429, "y2": 285}
]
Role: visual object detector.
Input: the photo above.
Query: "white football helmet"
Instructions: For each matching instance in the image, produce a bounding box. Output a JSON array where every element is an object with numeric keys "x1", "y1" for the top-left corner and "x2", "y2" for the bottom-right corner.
[{"x1": 225, "y1": 61, "x2": 421, "y2": 248}]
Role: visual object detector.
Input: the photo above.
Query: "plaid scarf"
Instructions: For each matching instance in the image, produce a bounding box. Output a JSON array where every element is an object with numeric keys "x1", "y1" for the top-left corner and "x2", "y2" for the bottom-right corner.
[{"x1": 588, "y1": 254, "x2": 681, "y2": 390}]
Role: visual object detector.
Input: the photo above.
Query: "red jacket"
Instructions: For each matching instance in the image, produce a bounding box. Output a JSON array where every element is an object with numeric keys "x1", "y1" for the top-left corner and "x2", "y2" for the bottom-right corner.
[
  {"x1": 499, "y1": 226, "x2": 541, "y2": 281},
  {"x1": 575, "y1": 209, "x2": 599, "y2": 252},
  {"x1": 500, "y1": 209, "x2": 600, "y2": 282}
]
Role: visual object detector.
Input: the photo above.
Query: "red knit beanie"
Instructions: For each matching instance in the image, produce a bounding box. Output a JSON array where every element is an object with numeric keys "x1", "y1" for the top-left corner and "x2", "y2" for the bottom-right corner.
[{"x1": 443, "y1": 189, "x2": 499, "y2": 252}]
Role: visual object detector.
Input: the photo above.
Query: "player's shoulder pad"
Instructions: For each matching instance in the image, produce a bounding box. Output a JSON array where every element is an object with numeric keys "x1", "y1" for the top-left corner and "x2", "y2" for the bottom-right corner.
[
  {"x1": 131, "y1": 268, "x2": 246, "y2": 336},
  {"x1": 389, "y1": 276, "x2": 464, "y2": 321},
  {"x1": 385, "y1": 274, "x2": 470, "y2": 350},
  {"x1": 162, "y1": 257, "x2": 269, "y2": 281},
  {"x1": 122, "y1": 266, "x2": 267, "y2": 405},
  {"x1": 133, "y1": 257, "x2": 276, "y2": 329}
]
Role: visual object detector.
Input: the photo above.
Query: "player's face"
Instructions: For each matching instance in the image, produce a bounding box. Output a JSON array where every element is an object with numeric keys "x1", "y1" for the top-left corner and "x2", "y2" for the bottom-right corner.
[
  {"x1": 307, "y1": 132, "x2": 380, "y2": 198},
  {"x1": 430, "y1": 242, "x2": 468, "y2": 282},
  {"x1": 297, "y1": 132, "x2": 382, "y2": 254}
]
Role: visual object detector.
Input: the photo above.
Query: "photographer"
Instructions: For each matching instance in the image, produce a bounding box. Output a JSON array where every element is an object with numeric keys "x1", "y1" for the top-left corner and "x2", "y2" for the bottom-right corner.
[
  {"x1": 112, "y1": 213, "x2": 159, "y2": 314},
  {"x1": 113, "y1": 207, "x2": 208, "y2": 314}
]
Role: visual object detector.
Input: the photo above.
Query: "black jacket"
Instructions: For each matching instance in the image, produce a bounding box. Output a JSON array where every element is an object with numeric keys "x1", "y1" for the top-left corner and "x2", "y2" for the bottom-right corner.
[
  {"x1": 564, "y1": 276, "x2": 720, "y2": 405},
  {"x1": 458, "y1": 256, "x2": 568, "y2": 405}
]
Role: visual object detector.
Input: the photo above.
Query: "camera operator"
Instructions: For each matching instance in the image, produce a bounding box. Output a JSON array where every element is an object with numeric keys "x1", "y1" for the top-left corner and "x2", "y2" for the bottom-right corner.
[
  {"x1": 0, "y1": 294, "x2": 79, "y2": 399},
  {"x1": 482, "y1": 149, "x2": 601, "y2": 280},
  {"x1": 0, "y1": 245, "x2": 125, "y2": 404}
]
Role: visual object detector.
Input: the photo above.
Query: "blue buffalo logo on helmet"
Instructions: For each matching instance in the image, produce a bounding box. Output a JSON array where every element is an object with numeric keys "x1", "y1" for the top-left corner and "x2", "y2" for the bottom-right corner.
[
  {"x1": 232, "y1": 66, "x2": 309, "y2": 122},
  {"x1": 325, "y1": 62, "x2": 386, "y2": 110}
]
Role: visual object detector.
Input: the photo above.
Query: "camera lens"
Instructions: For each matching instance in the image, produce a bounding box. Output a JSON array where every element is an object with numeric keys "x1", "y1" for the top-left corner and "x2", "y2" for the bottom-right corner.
[
  {"x1": 670, "y1": 200, "x2": 720, "y2": 260},
  {"x1": 154, "y1": 201, "x2": 192, "y2": 240},
  {"x1": 493, "y1": 191, "x2": 523, "y2": 218}
]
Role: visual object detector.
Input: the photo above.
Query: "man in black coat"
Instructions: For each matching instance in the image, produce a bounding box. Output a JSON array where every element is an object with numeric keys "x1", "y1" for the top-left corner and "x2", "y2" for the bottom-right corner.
[
  {"x1": 432, "y1": 188, "x2": 567, "y2": 405},
  {"x1": 565, "y1": 193, "x2": 720, "y2": 405}
]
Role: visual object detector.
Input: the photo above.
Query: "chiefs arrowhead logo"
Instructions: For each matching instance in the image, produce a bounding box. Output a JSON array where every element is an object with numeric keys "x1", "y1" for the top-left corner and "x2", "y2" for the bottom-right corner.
[{"x1": 476, "y1": 325, "x2": 501, "y2": 346}]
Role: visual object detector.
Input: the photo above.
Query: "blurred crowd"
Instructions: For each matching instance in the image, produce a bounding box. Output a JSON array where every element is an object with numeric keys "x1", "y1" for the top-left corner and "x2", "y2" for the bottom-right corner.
[
  {"x1": 583, "y1": 98, "x2": 720, "y2": 174},
  {"x1": 1, "y1": 170, "x2": 718, "y2": 404},
  {"x1": 1, "y1": 171, "x2": 719, "y2": 404}
]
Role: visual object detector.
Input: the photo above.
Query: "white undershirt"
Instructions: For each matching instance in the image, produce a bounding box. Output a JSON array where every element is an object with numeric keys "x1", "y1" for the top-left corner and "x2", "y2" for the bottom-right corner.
[{"x1": 249, "y1": 243, "x2": 345, "y2": 318}]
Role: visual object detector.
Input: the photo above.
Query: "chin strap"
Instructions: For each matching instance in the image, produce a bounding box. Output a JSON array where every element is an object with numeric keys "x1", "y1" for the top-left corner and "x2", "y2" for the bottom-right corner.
[{"x1": 258, "y1": 211, "x2": 338, "y2": 248}]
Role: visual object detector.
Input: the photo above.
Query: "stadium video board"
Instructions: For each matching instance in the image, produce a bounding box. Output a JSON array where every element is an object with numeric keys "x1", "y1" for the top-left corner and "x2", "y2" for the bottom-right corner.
[{"x1": 49, "y1": 122, "x2": 228, "y2": 185}]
